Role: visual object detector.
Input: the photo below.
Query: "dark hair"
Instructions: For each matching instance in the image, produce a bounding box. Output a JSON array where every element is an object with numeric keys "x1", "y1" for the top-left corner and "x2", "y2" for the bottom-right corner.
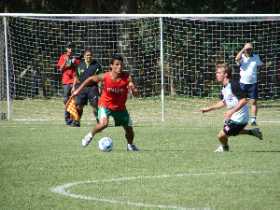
[
  {"x1": 66, "y1": 42, "x2": 73, "y2": 50},
  {"x1": 110, "y1": 54, "x2": 123, "y2": 65},
  {"x1": 84, "y1": 48, "x2": 93, "y2": 55},
  {"x1": 216, "y1": 61, "x2": 232, "y2": 79}
]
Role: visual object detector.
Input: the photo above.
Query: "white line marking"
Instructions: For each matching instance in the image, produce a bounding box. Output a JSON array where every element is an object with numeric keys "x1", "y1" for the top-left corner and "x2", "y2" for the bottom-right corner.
[{"x1": 50, "y1": 170, "x2": 271, "y2": 210}]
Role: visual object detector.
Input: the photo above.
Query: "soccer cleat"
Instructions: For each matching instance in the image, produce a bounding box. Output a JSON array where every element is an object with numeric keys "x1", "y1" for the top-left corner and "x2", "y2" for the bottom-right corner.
[
  {"x1": 81, "y1": 132, "x2": 93, "y2": 147},
  {"x1": 65, "y1": 119, "x2": 73, "y2": 126},
  {"x1": 127, "y1": 144, "x2": 139, "y2": 151},
  {"x1": 71, "y1": 120, "x2": 80, "y2": 127},
  {"x1": 251, "y1": 121, "x2": 257, "y2": 126},
  {"x1": 214, "y1": 145, "x2": 229, "y2": 153},
  {"x1": 250, "y1": 118, "x2": 257, "y2": 126},
  {"x1": 251, "y1": 128, "x2": 263, "y2": 140}
]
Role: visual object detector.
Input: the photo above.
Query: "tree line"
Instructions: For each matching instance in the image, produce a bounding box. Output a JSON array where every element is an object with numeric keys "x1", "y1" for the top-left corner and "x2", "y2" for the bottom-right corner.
[{"x1": 1, "y1": 0, "x2": 280, "y2": 13}]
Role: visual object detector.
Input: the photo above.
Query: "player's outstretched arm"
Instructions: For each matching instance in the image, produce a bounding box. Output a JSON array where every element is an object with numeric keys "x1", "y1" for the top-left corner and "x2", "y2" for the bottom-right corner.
[
  {"x1": 200, "y1": 100, "x2": 225, "y2": 113},
  {"x1": 128, "y1": 75, "x2": 139, "y2": 97},
  {"x1": 72, "y1": 74, "x2": 103, "y2": 96}
]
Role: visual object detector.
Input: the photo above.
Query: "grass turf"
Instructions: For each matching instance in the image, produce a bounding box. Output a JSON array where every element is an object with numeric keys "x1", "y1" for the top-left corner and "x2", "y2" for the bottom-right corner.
[{"x1": 0, "y1": 98, "x2": 279, "y2": 210}]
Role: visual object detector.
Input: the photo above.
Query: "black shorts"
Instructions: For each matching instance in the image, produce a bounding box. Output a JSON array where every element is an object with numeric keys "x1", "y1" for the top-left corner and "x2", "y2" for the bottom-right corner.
[
  {"x1": 223, "y1": 120, "x2": 247, "y2": 136},
  {"x1": 240, "y1": 83, "x2": 258, "y2": 99},
  {"x1": 75, "y1": 86, "x2": 99, "y2": 108}
]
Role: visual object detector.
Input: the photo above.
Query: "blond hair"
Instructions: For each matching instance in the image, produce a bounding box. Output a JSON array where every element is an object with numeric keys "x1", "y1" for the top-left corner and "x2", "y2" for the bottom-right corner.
[{"x1": 215, "y1": 62, "x2": 232, "y2": 79}]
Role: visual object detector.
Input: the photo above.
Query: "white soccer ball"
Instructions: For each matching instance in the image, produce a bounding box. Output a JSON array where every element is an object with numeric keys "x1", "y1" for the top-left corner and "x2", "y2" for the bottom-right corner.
[{"x1": 98, "y1": 137, "x2": 113, "y2": 152}]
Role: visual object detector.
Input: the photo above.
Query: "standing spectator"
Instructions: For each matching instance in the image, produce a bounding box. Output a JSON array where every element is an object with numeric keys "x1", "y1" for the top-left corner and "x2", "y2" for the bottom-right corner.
[
  {"x1": 235, "y1": 43, "x2": 263, "y2": 126},
  {"x1": 56, "y1": 46, "x2": 79, "y2": 125},
  {"x1": 72, "y1": 49, "x2": 102, "y2": 127}
]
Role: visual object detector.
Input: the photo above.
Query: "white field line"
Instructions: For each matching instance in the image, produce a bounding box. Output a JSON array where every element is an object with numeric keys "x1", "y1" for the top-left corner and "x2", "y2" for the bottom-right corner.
[{"x1": 50, "y1": 170, "x2": 271, "y2": 210}]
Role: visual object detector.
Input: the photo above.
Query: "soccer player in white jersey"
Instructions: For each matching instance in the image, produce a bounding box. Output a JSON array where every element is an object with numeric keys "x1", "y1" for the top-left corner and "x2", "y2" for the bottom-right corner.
[
  {"x1": 235, "y1": 43, "x2": 263, "y2": 125},
  {"x1": 200, "y1": 62, "x2": 263, "y2": 152}
]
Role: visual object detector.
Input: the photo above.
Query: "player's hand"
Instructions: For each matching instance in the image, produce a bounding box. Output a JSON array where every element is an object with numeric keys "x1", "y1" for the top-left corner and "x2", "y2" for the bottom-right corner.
[
  {"x1": 200, "y1": 108, "x2": 209, "y2": 113},
  {"x1": 72, "y1": 89, "x2": 79, "y2": 96}
]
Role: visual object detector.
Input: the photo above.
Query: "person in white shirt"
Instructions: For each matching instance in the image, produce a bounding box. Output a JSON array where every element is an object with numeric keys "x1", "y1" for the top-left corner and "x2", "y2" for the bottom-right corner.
[
  {"x1": 235, "y1": 43, "x2": 263, "y2": 126},
  {"x1": 200, "y1": 62, "x2": 263, "y2": 152}
]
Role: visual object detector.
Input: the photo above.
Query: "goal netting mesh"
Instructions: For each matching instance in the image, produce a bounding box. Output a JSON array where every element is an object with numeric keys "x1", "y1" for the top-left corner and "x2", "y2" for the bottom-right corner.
[
  {"x1": 0, "y1": 15, "x2": 280, "y2": 122},
  {"x1": 164, "y1": 17, "x2": 280, "y2": 99}
]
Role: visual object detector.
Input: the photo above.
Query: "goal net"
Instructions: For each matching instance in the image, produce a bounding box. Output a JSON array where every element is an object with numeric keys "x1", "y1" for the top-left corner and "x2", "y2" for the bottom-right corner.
[
  {"x1": 0, "y1": 15, "x2": 279, "y2": 122},
  {"x1": 1, "y1": 15, "x2": 161, "y2": 122},
  {"x1": 164, "y1": 17, "x2": 280, "y2": 99}
]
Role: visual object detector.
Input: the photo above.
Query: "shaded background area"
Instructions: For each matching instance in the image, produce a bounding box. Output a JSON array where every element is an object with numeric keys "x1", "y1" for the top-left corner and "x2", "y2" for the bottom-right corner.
[{"x1": 0, "y1": 0, "x2": 280, "y2": 14}]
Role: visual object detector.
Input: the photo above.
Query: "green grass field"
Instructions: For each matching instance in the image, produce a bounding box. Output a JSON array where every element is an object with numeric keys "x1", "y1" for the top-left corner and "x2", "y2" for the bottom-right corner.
[{"x1": 1, "y1": 98, "x2": 280, "y2": 210}]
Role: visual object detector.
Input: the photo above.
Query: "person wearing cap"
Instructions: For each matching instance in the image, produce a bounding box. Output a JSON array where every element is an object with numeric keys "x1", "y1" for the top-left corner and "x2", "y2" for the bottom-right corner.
[
  {"x1": 235, "y1": 43, "x2": 263, "y2": 126},
  {"x1": 56, "y1": 46, "x2": 80, "y2": 125}
]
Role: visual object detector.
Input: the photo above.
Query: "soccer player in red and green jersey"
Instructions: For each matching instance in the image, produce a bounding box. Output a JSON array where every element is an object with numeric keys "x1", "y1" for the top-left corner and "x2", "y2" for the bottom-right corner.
[{"x1": 72, "y1": 54, "x2": 139, "y2": 151}]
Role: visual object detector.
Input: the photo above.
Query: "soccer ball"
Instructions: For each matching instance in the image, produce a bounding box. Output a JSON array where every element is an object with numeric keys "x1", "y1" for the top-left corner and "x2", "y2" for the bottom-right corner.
[{"x1": 98, "y1": 137, "x2": 113, "y2": 152}]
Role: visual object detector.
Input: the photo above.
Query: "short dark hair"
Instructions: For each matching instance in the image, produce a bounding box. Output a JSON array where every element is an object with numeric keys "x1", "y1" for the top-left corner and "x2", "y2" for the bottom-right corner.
[
  {"x1": 84, "y1": 48, "x2": 92, "y2": 55},
  {"x1": 110, "y1": 54, "x2": 123, "y2": 65},
  {"x1": 216, "y1": 62, "x2": 232, "y2": 79},
  {"x1": 66, "y1": 42, "x2": 73, "y2": 50}
]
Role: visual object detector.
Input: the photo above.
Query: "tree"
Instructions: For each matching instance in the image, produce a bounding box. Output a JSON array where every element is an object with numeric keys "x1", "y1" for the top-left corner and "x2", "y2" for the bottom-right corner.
[{"x1": 0, "y1": 0, "x2": 279, "y2": 15}]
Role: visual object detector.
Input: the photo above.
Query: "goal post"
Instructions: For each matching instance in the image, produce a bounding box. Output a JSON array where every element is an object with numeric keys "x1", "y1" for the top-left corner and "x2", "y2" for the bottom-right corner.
[
  {"x1": 0, "y1": 16, "x2": 11, "y2": 120},
  {"x1": 0, "y1": 14, "x2": 280, "y2": 122}
]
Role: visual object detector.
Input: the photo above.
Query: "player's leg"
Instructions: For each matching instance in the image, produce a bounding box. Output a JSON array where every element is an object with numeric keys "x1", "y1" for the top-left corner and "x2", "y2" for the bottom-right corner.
[
  {"x1": 248, "y1": 83, "x2": 258, "y2": 126},
  {"x1": 215, "y1": 120, "x2": 247, "y2": 152},
  {"x1": 215, "y1": 129, "x2": 229, "y2": 152},
  {"x1": 81, "y1": 107, "x2": 110, "y2": 147},
  {"x1": 239, "y1": 127, "x2": 263, "y2": 140},
  {"x1": 123, "y1": 126, "x2": 139, "y2": 151},
  {"x1": 112, "y1": 109, "x2": 139, "y2": 151},
  {"x1": 74, "y1": 87, "x2": 87, "y2": 127},
  {"x1": 250, "y1": 99, "x2": 257, "y2": 125},
  {"x1": 88, "y1": 86, "x2": 99, "y2": 122},
  {"x1": 123, "y1": 126, "x2": 134, "y2": 145},
  {"x1": 63, "y1": 84, "x2": 72, "y2": 125}
]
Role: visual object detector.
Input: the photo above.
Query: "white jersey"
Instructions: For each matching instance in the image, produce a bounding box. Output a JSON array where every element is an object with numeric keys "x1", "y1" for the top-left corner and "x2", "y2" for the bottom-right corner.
[
  {"x1": 239, "y1": 53, "x2": 263, "y2": 84},
  {"x1": 221, "y1": 82, "x2": 249, "y2": 124}
]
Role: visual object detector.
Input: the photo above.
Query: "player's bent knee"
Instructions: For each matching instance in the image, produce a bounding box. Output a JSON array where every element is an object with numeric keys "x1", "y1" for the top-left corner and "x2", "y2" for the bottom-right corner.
[{"x1": 99, "y1": 118, "x2": 109, "y2": 128}]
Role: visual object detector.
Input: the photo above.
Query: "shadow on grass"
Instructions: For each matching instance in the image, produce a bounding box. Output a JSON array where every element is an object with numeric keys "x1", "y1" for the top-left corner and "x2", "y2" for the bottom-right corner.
[{"x1": 249, "y1": 150, "x2": 280, "y2": 153}]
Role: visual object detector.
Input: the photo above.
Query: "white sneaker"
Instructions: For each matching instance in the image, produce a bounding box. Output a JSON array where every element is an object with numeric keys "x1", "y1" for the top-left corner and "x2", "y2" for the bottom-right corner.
[
  {"x1": 250, "y1": 117, "x2": 257, "y2": 126},
  {"x1": 81, "y1": 132, "x2": 93, "y2": 147},
  {"x1": 214, "y1": 145, "x2": 229, "y2": 153},
  {"x1": 251, "y1": 128, "x2": 263, "y2": 140},
  {"x1": 127, "y1": 144, "x2": 139, "y2": 151}
]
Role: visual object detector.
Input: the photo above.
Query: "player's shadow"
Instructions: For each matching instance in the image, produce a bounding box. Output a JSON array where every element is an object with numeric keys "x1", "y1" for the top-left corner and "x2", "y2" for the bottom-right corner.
[
  {"x1": 111, "y1": 149, "x2": 187, "y2": 152},
  {"x1": 249, "y1": 150, "x2": 280, "y2": 153}
]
